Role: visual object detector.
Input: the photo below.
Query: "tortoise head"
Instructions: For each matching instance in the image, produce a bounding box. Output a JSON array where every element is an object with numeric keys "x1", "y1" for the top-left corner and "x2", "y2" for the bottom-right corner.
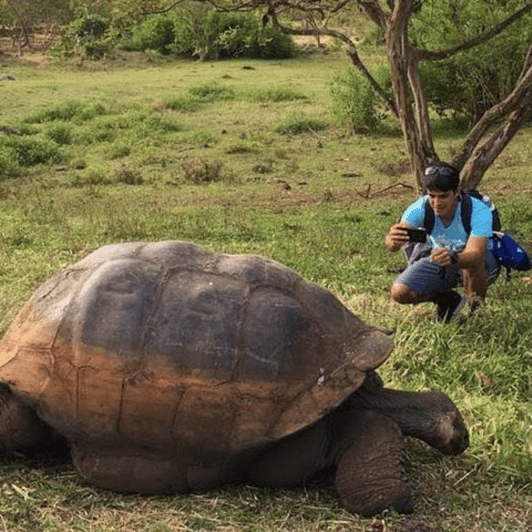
[
  {"x1": 413, "y1": 390, "x2": 469, "y2": 455},
  {"x1": 386, "y1": 389, "x2": 469, "y2": 456}
]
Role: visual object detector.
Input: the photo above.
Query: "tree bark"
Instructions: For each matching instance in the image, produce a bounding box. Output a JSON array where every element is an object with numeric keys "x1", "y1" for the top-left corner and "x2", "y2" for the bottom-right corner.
[{"x1": 385, "y1": 0, "x2": 431, "y2": 189}]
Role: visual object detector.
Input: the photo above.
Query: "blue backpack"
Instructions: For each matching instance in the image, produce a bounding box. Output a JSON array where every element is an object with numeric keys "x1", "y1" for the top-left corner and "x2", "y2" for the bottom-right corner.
[{"x1": 423, "y1": 190, "x2": 531, "y2": 281}]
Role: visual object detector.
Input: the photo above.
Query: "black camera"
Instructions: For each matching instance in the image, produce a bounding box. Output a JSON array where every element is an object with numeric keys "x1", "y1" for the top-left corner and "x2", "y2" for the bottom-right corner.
[{"x1": 405, "y1": 227, "x2": 427, "y2": 243}]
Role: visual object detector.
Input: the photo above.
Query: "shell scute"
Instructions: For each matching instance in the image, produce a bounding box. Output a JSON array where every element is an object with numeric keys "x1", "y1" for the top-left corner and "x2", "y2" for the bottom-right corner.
[{"x1": 146, "y1": 270, "x2": 246, "y2": 379}]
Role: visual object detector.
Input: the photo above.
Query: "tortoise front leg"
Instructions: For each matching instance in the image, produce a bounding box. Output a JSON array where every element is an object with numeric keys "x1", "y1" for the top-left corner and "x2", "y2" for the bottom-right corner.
[
  {"x1": 0, "y1": 383, "x2": 56, "y2": 455},
  {"x1": 334, "y1": 410, "x2": 413, "y2": 517}
]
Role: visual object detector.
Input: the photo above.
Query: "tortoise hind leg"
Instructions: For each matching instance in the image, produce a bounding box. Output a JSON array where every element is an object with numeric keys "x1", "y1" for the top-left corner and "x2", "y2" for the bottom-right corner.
[
  {"x1": 334, "y1": 410, "x2": 413, "y2": 517},
  {"x1": 0, "y1": 383, "x2": 57, "y2": 455},
  {"x1": 71, "y1": 443, "x2": 191, "y2": 494}
]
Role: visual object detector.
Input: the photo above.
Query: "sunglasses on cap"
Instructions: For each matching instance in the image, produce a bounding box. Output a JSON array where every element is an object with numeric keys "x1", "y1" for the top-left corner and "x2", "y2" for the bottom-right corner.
[{"x1": 424, "y1": 166, "x2": 457, "y2": 177}]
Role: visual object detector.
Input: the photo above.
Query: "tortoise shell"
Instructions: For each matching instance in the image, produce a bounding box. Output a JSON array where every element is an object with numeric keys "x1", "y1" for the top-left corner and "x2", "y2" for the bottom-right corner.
[{"x1": 0, "y1": 241, "x2": 393, "y2": 460}]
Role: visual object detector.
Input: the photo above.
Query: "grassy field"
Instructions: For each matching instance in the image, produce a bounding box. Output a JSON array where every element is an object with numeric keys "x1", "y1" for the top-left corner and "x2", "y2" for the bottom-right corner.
[{"x1": 1, "y1": 45, "x2": 532, "y2": 532}]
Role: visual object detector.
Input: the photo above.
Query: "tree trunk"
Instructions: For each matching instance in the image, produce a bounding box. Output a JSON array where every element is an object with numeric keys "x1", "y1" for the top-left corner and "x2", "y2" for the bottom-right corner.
[{"x1": 386, "y1": 0, "x2": 429, "y2": 191}]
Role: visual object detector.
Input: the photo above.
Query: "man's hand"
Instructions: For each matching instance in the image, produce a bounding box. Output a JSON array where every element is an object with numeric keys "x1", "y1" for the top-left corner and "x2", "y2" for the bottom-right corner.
[
  {"x1": 431, "y1": 247, "x2": 455, "y2": 267},
  {"x1": 385, "y1": 222, "x2": 411, "y2": 252}
]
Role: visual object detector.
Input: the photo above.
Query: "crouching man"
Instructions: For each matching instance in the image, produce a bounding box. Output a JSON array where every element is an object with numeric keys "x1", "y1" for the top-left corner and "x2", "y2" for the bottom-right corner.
[{"x1": 385, "y1": 163, "x2": 500, "y2": 321}]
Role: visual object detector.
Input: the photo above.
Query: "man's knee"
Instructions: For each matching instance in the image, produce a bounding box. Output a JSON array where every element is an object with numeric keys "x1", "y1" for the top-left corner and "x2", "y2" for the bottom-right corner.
[{"x1": 391, "y1": 283, "x2": 417, "y2": 304}]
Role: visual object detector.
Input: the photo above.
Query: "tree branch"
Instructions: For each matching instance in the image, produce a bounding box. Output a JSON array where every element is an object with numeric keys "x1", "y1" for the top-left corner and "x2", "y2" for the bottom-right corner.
[
  {"x1": 461, "y1": 87, "x2": 532, "y2": 189},
  {"x1": 245, "y1": 0, "x2": 397, "y2": 117},
  {"x1": 139, "y1": 0, "x2": 188, "y2": 16},
  {"x1": 346, "y1": 46, "x2": 398, "y2": 117},
  {"x1": 452, "y1": 60, "x2": 532, "y2": 172},
  {"x1": 356, "y1": 0, "x2": 388, "y2": 28},
  {"x1": 416, "y1": 4, "x2": 532, "y2": 61}
]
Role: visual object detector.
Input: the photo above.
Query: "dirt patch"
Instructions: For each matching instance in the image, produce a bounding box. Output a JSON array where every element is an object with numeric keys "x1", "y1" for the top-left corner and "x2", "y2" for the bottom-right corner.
[{"x1": 0, "y1": 37, "x2": 53, "y2": 68}]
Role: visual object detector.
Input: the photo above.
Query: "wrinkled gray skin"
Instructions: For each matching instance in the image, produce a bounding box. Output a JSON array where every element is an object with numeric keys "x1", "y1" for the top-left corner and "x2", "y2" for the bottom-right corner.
[
  {"x1": 0, "y1": 371, "x2": 468, "y2": 517},
  {"x1": 244, "y1": 371, "x2": 469, "y2": 516}
]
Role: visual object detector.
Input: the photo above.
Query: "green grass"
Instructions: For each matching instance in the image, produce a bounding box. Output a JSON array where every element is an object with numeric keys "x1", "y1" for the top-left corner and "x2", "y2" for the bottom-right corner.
[{"x1": 0, "y1": 49, "x2": 532, "y2": 531}]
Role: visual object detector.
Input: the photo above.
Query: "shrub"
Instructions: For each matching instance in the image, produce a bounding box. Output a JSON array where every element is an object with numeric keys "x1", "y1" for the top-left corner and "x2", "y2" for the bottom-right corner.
[
  {"x1": 188, "y1": 82, "x2": 236, "y2": 102},
  {"x1": 129, "y1": 14, "x2": 176, "y2": 55},
  {"x1": 247, "y1": 87, "x2": 307, "y2": 103},
  {"x1": 181, "y1": 158, "x2": 226, "y2": 183},
  {"x1": 25, "y1": 100, "x2": 107, "y2": 124},
  {"x1": 330, "y1": 67, "x2": 382, "y2": 133},
  {"x1": 207, "y1": 12, "x2": 295, "y2": 60},
  {"x1": 0, "y1": 144, "x2": 19, "y2": 178},
  {"x1": 108, "y1": 143, "x2": 131, "y2": 159},
  {"x1": 115, "y1": 164, "x2": 143, "y2": 185},
  {"x1": 1, "y1": 136, "x2": 61, "y2": 166},
  {"x1": 144, "y1": 114, "x2": 183, "y2": 133},
  {"x1": 163, "y1": 95, "x2": 203, "y2": 113},
  {"x1": 162, "y1": 83, "x2": 236, "y2": 114},
  {"x1": 276, "y1": 115, "x2": 328, "y2": 135},
  {"x1": 44, "y1": 122, "x2": 74, "y2": 145},
  {"x1": 130, "y1": 8, "x2": 295, "y2": 60},
  {"x1": 55, "y1": 10, "x2": 113, "y2": 58},
  {"x1": 79, "y1": 125, "x2": 115, "y2": 144},
  {"x1": 25, "y1": 101, "x2": 84, "y2": 124}
]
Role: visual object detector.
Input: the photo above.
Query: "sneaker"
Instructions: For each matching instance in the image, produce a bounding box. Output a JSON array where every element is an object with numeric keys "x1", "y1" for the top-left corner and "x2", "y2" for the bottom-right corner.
[{"x1": 436, "y1": 291, "x2": 466, "y2": 322}]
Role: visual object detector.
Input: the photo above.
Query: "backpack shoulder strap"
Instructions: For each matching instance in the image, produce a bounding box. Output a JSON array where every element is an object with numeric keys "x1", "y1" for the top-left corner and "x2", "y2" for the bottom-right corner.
[
  {"x1": 460, "y1": 192, "x2": 473, "y2": 235},
  {"x1": 423, "y1": 197, "x2": 435, "y2": 234}
]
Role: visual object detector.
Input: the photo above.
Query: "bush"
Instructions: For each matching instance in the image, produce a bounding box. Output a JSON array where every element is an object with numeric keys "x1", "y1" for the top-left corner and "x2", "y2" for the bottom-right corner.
[
  {"x1": 330, "y1": 67, "x2": 382, "y2": 133},
  {"x1": 207, "y1": 12, "x2": 295, "y2": 60},
  {"x1": 276, "y1": 115, "x2": 328, "y2": 135},
  {"x1": 54, "y1": 10, "x2": 112, "y2": 59},
  {"x1": 247, "y1": 87, "x2": 307, "y2": 103},
  {"x1": 44, "y1": 122, "x2": 74, "y2": 145},
  {"x1": 25, "y1": 101, "x2": 84, "y2": 124},
  {"x1": 25, "y1": 100, "x2": 107, "y2": 124},
  {"x1": 0, "y1": 144, "x2": 19, "y2": 178},
  {"x1": 187, "y1": 82, "x2": 236, "y2": 102},
  {"x1": 181, "y1": 158, "x2": 227, "y2": 183},
  {"x1": 163, "y1": 95, "x2": 203, "y2": 113},
  {"x1": 129, "y1": 8, "x2": 295, "y2": 60},
  {"x1": 1, "y1": 136, "x2": 61, "y2": 167},
  {"x1": 162, "y1": 83, "x2": 236, "y2": 113},
  {"x1": 129, "y1": 14, "x2": 176, "y2": 55}
]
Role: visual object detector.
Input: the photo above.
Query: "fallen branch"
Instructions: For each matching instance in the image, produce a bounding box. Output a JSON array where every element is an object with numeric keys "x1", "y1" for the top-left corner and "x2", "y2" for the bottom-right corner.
[{"x1": 356, "y1": 182, "x2": 414, "y2": 199}]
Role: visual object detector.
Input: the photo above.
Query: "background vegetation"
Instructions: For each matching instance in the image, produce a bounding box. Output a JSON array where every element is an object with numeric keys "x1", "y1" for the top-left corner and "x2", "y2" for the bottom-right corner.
[{"x1": 0, "y1": 16, "x2": 531, "y2": 532}]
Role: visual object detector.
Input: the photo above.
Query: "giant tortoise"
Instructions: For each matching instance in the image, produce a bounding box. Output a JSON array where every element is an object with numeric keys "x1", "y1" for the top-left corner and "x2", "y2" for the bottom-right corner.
[{"x1": 0, "y1": 240, "x2": 469, "y2": 516}]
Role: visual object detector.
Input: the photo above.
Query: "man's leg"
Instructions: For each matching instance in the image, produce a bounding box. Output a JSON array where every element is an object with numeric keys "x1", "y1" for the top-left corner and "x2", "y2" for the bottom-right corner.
[
  {"x1": 462, "y1": 262, "x2": 489, "y2": 309},
  {"x1": 391, "y1": 257, "x2": 460, "y2": 305},
  {"x1": 390, "y1": 283, "x2": 434, "y2": 304}
]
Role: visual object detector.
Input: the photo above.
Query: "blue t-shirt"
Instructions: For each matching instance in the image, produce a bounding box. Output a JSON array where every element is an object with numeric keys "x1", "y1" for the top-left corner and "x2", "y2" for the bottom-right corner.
[{"x1": 402, "y1": 195, "x2": 493, "y2": 252}]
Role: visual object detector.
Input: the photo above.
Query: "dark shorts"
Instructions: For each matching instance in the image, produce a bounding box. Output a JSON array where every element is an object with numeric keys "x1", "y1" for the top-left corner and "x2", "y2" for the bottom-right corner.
[{"x1": 393, "y1": 244, "x2": 500, "y2": 297}]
